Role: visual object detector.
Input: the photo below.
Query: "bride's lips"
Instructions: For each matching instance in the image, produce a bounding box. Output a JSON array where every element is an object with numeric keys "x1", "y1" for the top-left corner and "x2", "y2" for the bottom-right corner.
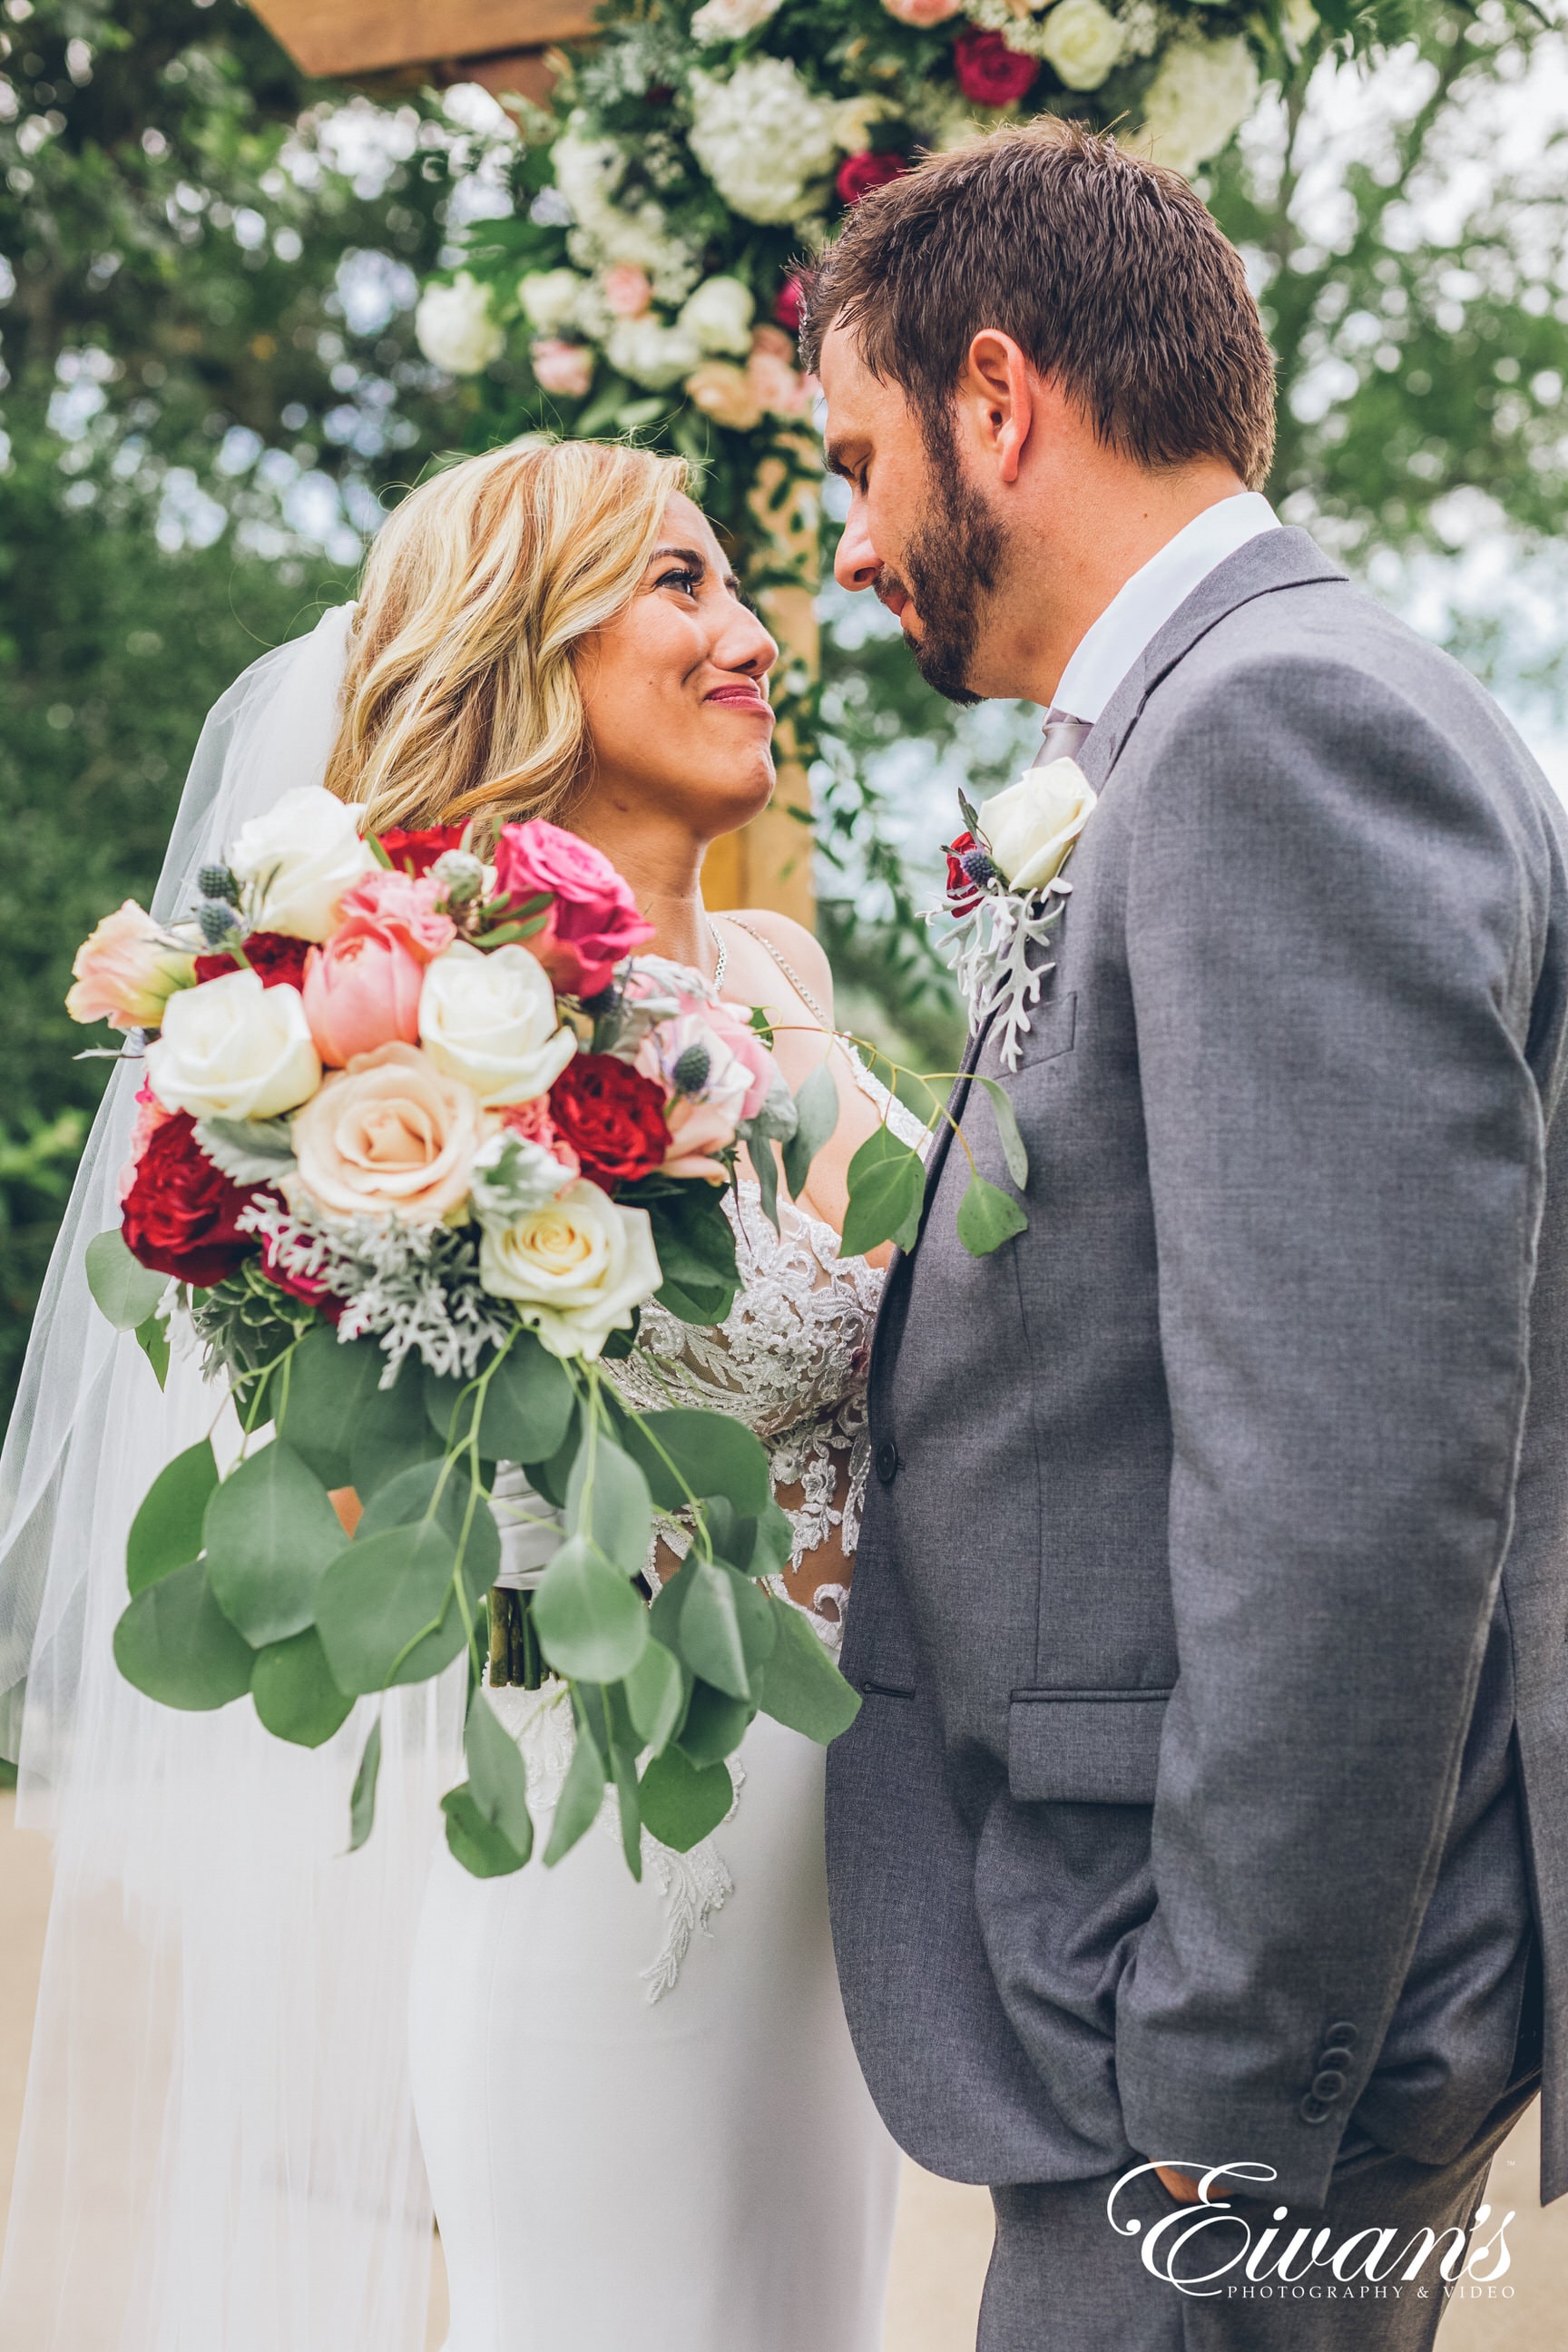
[{"x1": 704, "y1": 680, "x2": 774, "y2": 717}]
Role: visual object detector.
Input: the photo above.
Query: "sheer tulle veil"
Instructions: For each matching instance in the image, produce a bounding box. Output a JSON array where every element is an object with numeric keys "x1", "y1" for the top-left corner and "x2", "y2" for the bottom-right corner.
[{"x1": 0, "y1": 604, "x2": 459, "y2": 2348}]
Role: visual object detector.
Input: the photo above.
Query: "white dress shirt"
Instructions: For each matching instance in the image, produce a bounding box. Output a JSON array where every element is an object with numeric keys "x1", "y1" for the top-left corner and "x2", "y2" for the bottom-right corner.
[{"x1": 1051, "y1": 491, "x2": 1280, "y2": 727}]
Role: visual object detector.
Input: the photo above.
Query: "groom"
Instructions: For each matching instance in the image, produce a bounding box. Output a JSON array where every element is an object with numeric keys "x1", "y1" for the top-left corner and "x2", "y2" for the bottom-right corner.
[{"x1": 805, "y1": 122, "x2": 1567, "y2": 2348}]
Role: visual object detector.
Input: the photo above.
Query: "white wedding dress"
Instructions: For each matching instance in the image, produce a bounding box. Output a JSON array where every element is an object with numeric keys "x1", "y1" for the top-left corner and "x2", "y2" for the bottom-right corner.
[{"x1": 408, "y1": 1071, "x2": 918, "y2": 2352}]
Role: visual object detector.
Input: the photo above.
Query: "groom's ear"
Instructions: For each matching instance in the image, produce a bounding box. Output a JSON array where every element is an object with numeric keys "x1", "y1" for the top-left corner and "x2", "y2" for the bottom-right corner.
[{"x1": 957, "y1": 331, "x2": 1038, "y2": 487}]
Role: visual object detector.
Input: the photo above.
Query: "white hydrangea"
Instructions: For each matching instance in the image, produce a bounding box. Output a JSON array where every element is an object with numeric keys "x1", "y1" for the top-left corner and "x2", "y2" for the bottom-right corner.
[
  {"x1": 679, "y1": 274, "x2": 756, "y2": 357},
  {"x1": 1138, "y1": 34, "x2": 1261, "y2": 178},
  {"x1": 605, "y1": 314, "x2": 702, "y2": 388},
  {"x1": 690, "y1": 0, "x2": 783, "y2": 41},
  {"x1": 414, "y1": 274, "x2": 504, "y2": 376},
  {"x1": 688, "y1": 61, "x2": 840, "y2": 225},
  {"x1": 519, "y1": 267, "x2": 588, "y2": 336},
  {"x1": 1040, "y1": 0, "x2": 1126, "y2": 91},
  {"x1": 552, "y1": 127, "x2": 700, "y2": 305}
]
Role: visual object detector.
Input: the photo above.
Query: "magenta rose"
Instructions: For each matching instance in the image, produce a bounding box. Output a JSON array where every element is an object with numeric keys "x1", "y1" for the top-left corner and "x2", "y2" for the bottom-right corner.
[
  {"x1": 836, "y1": 152, "x2": 907, "y2": 206},
  {"x1": 953, "y1": 29, "x2": 1042, "y2": 104},
  {"x1": 302, "y1": 919, "x2": 427, "y2": 1067},
  {"x1": 492, "y1": 820, "x2": 656, "y2": 999}
]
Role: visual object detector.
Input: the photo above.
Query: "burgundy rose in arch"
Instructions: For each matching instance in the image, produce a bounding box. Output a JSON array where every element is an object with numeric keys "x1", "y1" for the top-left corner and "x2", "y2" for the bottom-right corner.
[
  {"x1": 953, "y1": 29, "x2": 1043, "y2": 106},
  {"x1": 774, "y1": 274, "x2": 807, "y2": 335},
  {"x1": 835, "y1": 152, "x2": 907, "y2": 207}
]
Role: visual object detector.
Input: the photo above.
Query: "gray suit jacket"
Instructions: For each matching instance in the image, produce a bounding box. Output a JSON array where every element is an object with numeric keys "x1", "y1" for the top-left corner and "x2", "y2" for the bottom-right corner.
[{"x1": 826, "y1": 528, "x2": 1568, "y2": 2209}]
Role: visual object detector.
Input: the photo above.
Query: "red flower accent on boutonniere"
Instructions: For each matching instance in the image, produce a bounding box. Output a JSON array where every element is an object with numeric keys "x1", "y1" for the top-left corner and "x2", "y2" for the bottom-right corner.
[
  {"x1": 946, "y1": 829, "x2": 982, "y2": 915},
  {"x1": 193, "y1": 932, "x2": 311, "y2": 991}
]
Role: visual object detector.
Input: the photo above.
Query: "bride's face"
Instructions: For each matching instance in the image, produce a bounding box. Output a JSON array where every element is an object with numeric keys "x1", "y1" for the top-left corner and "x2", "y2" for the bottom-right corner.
[{"x1": 573, "y1": 494, "x2": 778, "y2": 839}]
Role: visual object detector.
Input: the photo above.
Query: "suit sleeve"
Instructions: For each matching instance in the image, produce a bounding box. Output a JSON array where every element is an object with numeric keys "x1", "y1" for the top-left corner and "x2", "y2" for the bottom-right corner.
[{"x1": 1115, "y1": 652, "x2": 1544, "y2": 2205}]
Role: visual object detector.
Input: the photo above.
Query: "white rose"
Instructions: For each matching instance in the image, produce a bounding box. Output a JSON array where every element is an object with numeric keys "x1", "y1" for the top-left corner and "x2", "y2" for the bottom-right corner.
[
  {"x1": 690, "y1": 0, "x2": 782, "y2": 41},
  {"x1": 229, "y1": 785, "x2": 378, "y2": 943},
  {"x1": 678, "y1": 274, "x2": 755, "y2": 358},
  {"x1": 688, "y1": 62, "x2": 839, "y2": 225},
  {"x1": 829, "y1": 94, "x2": 895, "y2": 154},
  {"x1": 978, "y1": 758, "x2": 1097, "y2": 894},
  {"x1": 418, "y1": 942, "x2": 577, "y2": 1106},
  {"x1": 1040, "y1": 0, "x2": 1126, "y2": 92},
  {"x1": 479, "y1": 1181, "x2": 662, "y2": 1360},
  {"x1": 414, "y1": 273, "x2": 505, "y2": 375},
  {"x1": 146, "y1": 969, "x2": 321, "y2": 1122},
  {"x1": 604, "y1": 314, "x2": 701, "y2": 389},
  {"x1": 1137, "y1": 35, "x2": 1261, "y2": 179},
  {"x1": 518, "y1": 267, "x2": 588, "y2": 335}
]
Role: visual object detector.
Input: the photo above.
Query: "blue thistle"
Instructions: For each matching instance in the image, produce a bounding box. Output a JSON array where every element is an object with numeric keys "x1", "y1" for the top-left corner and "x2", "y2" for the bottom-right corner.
[
  {"x1": 960, "y1": 847, "x2": 999, "y2": 891},
  {"x1": 672, "y1": 1043, "x2": 711, "y2": 1096},
  {"x1": 198, "y1": 862, "x2": 240, "y2": 906},
  {"x1": 198, "y1": 898, "x2": 242, "y2": 947}
]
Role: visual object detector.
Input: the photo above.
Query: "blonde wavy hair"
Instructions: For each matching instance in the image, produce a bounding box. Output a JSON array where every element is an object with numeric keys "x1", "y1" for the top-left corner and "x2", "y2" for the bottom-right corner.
[{"x1": 322, "y1": 436, "x2": 687, "y2": 837}]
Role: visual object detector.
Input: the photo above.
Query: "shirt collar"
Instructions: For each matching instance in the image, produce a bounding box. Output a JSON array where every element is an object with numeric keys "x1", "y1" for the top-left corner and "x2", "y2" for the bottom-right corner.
[{"x1": 1052, "y1": 493, "x2": 1281, "y2": 726}]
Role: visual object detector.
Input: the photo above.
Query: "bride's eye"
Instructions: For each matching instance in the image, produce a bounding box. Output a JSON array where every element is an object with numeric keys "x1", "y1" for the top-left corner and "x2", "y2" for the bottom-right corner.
[{"x1": 656, "y1": 565, "x2": 702, "y2": 598}]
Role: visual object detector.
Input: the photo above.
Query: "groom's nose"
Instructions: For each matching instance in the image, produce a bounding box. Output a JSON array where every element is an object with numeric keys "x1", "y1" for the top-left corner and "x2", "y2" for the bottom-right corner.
[{"x1": 833, "y1": 498, "x2": 882, "y2": 594}]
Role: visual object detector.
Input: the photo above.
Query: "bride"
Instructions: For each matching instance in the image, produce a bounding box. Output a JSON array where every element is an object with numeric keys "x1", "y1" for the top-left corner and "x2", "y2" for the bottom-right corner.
[{"x1": 0, "y1": 436, "x2": 912, "y2": 2349}]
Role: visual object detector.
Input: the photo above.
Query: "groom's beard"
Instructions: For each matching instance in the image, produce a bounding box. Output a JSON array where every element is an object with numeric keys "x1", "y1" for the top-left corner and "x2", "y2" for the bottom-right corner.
[{"x1": 882, "y1": 447, "x2": 1006, "y2": 706}]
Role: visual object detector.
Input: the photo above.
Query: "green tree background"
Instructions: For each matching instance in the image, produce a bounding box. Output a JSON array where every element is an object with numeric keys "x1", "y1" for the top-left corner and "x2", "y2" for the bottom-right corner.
[{"x1": 2, "y1": 0, "x2": 1565, "y2": 1425}]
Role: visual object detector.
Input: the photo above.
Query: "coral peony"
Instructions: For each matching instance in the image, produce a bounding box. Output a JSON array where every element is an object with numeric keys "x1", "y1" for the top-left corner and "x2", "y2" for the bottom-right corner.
[
  {"x1": 953, "y1": 30, "x2": 1042, "y2": 105},
  {"x1": 121, "y1": 1110, "x2": 256, "y2": 1289},
  {"x1": 302, "y1": 922, "x2": 427, "y2": 1068},
  {"x1": 492, "y1": 821, "x2": 655, "y2": 999}
]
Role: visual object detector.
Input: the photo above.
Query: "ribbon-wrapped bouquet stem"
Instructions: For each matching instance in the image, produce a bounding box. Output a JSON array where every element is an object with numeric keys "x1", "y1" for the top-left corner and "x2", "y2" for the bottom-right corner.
[{"x1": 66, "y1": 790, "x2": 858, "y2": 1878}]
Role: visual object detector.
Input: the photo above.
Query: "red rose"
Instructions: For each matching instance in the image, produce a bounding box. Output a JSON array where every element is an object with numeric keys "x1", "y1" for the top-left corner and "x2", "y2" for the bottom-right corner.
[
  {"x1": 836, "y1": 152, "x2": 907, "y2": 207},
  {"x1": 121, "y1": 1112, "x2": 258, "y2": 1289},
  {"x1": 258, "y1": 1233, "x2": 345, "y2": 1327},
  {"x1": 193, "y1": 931, "x2": 311, "y2": 991},
  {"x1": 548, "y1": 1054, "x2": 670, "y2": 1191},
  {"x1": 375, "y1": 825, "x2": 467, "y2": 878},
  {"x1": 945, "y1": 828, "x2": 980, "y2": 913},
  {"x1": 774, "y1": 275, "x2": 807, "y2": 333},
  {"x1": 953, "y1": 30, "x2": 1042, "y2": 105}
]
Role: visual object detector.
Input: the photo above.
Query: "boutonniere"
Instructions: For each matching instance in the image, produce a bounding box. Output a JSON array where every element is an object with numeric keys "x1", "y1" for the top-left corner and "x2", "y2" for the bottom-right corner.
[{"x1": 934, "y1": 758, "x2": 1097, "y2": 1072}]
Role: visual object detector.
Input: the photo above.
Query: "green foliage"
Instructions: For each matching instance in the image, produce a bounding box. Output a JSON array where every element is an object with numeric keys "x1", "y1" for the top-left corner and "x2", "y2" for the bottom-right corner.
[
  {"x1": 840, "y1": 1122, "x2": 924, "y2": 1259},
  {"x1": 113, "y1": 1555, "x2": 254, "y2": 1710},
  {"x1": 956, "y1": 1167, "x2": 1028, "y2": 1256},
  {"x1": 250, "y1": 1625, "x2": 354, "y2": 1748},
  {"x1": 126, "y1": 1436, "x2": 217, "y2": 1592},
  {"x1": 83, "y1": 1225, "x2": 166, "y2": 1327},
  {"x1": 202, "y1": 1438, "x2": 346, "y2": 1646}
]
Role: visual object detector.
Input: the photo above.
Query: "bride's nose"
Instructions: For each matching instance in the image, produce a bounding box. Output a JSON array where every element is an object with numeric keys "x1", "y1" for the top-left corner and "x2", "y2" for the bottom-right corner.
[{"x1": 713, "y1": 600, "x2": 778, "y2": 681}]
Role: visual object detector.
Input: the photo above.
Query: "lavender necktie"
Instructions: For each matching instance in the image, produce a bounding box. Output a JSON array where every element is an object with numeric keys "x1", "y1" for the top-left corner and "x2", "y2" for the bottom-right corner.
[{"x1": 1034, "y1": 708, "x2": 1092, "y2": 769}]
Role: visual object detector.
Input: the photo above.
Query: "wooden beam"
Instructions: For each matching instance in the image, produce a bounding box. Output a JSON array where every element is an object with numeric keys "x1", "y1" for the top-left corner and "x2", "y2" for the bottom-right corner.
[{"x1": 249, "y1": 0, "x2": 593, "y2": 79}]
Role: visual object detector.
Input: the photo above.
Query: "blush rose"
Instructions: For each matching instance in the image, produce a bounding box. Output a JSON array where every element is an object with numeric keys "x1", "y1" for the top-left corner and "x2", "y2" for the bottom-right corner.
[{"x1": 286, "y1": 1042, "x2": 485, "y2": 1223}]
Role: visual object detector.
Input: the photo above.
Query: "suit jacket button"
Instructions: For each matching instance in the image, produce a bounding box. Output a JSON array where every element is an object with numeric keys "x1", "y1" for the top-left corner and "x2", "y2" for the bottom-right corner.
[
  {"x1": 1298, "y1": 2094, "x2": 1332, "y2": 2126},
  {"x1": 1324, "y1": 2021, "x2": 1357, "y2": 2045},
  {"x1": 876, "y1": 1441, "x2": 899, "y2": 1485},
  {"x1": 1310, "y1": 2068, "x2": 1348, "y2": 2101}
]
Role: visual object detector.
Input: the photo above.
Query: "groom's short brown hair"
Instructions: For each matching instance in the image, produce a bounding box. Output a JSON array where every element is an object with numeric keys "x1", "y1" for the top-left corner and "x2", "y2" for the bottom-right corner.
[{"x1": 800, "y1": 120, "x2": 1276, "y2": 491}]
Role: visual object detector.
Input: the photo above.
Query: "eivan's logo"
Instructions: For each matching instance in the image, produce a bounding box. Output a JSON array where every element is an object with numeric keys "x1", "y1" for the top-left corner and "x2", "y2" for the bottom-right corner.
[{"x1": 1107, "y1": 2164, "x2": 1515, "y2": 2303}]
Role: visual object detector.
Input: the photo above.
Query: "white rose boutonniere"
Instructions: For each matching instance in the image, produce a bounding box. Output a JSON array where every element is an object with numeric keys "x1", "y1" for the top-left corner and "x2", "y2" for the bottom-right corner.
[
  {"x1": 479, "y1": 1181, "x2": 662, "y2": 1360},
  {"x1": 935, "y1": 757, "x2": 1098, "y2": 1072}
]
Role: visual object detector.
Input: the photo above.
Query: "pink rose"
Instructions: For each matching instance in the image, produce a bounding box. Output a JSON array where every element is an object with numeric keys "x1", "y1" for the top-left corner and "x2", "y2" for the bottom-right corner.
[
  {"x1": 286, "y1": 1042, "x2": 485, "y2": 1224},
  {"x1": 66, "y1": 900, "x2": 196, "y2": 1033},
  {"x1": 302, "y1": 921, "x2": 427, "y2": 1067},
  {"x1": 334, "y1": 869, "x2": 456, "y2": 961},
  {"x1": 748, "y1": 332, "x2": 811, "y2": 420},
  {"x1": 118, "y1": 1078, "x2": 175, "y2": 1205},
  {"x1": 492, "y1": 820, "x2": 656, "y2": 999},
  {"x1": 532, "y1": 339, "x2": 593, "y2": 399},
  {"x1": 635, "y1": 998, "x2": 775, "y2": 1180},
  {"x1": 501, "y1": 1093, "x2": 581, "y2": 1186},
  {"x1": 880, "y1": 0, "x2": 963, "y2": 19},
  {"x1": 601, "y1": 264, "x2": 652, "y2": 318}
]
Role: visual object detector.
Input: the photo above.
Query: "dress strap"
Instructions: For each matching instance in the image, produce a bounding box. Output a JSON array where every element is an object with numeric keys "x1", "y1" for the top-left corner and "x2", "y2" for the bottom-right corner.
[{"x1": 719, "y1": 914, "x2": 833, "y2": 1033}]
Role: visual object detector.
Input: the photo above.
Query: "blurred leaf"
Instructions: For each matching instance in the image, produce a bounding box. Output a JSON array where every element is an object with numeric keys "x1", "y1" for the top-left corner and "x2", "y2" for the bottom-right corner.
[
  {"x1": 113, "y1": 1559, "x2": 254, "y2": 1711},
  {"x1": 782, "y1": 1060, "x2": 838, "y2": 1203},
  {"x1": 203, "y1": 1440, "x2": 346, "y2": 1647},
  {"x1": 543, "y1": 1700, "x2": 606, "y2": 1867},
  {"x1": 620, "y1": 1406, "x2": 770, "y2": 1518},
  {"x1": 465, "y1": 1687, "x2": 534, "y2": 1860},
  {"x1": 251, "y1": 1626, "x2": 353, "y2": 1749},
  {"x1": 956, "y1": 1170, "x2": 1028, "y2": 1258},
  {"x1": 279, "y1": 1330, "x2": 390, "y2": 1489},
  {"x1": 84, "y1": 1229, "x2": 166, "y2": 1330},
  {"x1": 348, "y1": 1718, "x2": 383, "y2": 1853},
  {"x1": 442, "y1": 1782, "x2": 529, "y2": 1877},
  {"x1": 316, "y1": 1521, "x2": 462, "y2": 1694},
  {"x1": 127, "y1": 1437, "x2": 217, "y2": 1594},
  {"x1": 622, "y1": 1636, "x2": 685, "y2": 1753},
  {"x1": 566, "y1": 1432, "x2": 652, "y2": 1577},
  {"x1": 755, "y1": 1597, "x2": 861, "y2": 1743}
]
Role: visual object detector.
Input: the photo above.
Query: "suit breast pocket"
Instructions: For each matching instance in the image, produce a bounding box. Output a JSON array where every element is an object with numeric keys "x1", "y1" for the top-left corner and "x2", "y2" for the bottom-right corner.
[{"x1": 986, "y1": 988, "x2": 1077, "y2": 1082}]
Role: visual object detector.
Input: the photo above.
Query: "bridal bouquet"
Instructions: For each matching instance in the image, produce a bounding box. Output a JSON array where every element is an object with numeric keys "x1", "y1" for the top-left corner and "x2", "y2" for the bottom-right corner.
[{"x1": 65, "y1": 790, "x2": 854, "y2": 1880}]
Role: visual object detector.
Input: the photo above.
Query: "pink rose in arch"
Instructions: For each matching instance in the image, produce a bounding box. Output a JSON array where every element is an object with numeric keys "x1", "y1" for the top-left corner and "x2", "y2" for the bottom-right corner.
[
  {"x1": 532, "y1": 340, "x2": 593, "y2": 400},
  {"x1": 492, "y1": 820, "x2": 656, "y2": 1000},
  {"x1": 880, "y1": 0, "x2": 963, "y2": 20},
  {"x1": 601, "y1": 264, "x2": 653, "y2": 318}
]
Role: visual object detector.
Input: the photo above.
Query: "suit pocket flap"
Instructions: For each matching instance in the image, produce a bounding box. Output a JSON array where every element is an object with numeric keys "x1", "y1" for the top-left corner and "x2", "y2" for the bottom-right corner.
[{"x1": 1008, "y1": 1689, "x2": 1171, "y2": 1804}]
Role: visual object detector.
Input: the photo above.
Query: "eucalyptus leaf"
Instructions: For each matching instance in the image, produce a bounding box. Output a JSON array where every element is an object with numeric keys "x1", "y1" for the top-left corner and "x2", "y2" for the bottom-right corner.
[
  {"x1": 279, "y1": 1329, "x2": 391, "y2": 1489},
  {"x1": 956, "y1": 1169, "x2": 1030, "y2": 1258},
  {"x1": 315, "y1": 1521, "x2": 462, "y2": 1694},
  {"x1": 744, "y1": 1119, "x2": 781, "y2": 1233},
  {"x1": 675, "y1": 1681, "x2": 755, "y2": 1767},
  {"x1": 348, "y1": 1718, "x2": 382, "y2": 1852},
  {"x1": 250, "y1": 1627, "x2": 354, "y2": 1749},
  {"x1": 741, "y1": 1500, "x2": 794, "y2": 1581},
  {"x1": 465, "y1": 1688, "x2": 534, "y2": 1860},
  {"x1": 442, "y1": 1783, "x2": 529, "y2": 1878},
  {"x1": 134, "y1": 1309, "x2": 170, "y2": 1390},
  {"x1": 127, "y1": 1438, "x2": 218, "y2": 1594},
  {"x1": 348, "y1": 1367, "x2": 444, "y2": 1501},
  {"x1": 673, "y1": 1559, "x2": 750, "y2": 1702},
  {"x1": 781, "y1": 1059, "x2": 838, "y2": 1203},
  {"x1": 599, "y1": 1684, "x2": 644, "y2": 1882},
  {"x1": 113, "y1": 1560, "x2": 254, "y2": 1711},
  {"x1": 974, "y1": 1076, "x2": 1030, "y2": 1191},
  {"x1": 566, "y1": 1433, "x2": 652, "y2": 1577},
  {"x1": 357, "y1": 1457, "x2": 499, "y2": 1599},
  {"x1": 476, "y1": 1332, "x2": 575, "y2": 1465},
  {"x1": 203, "y1": 1441, "x2": 348, "y2": 1648},
  {"x1": 521, "y1": 1400, "x2": 581, "y2": 1510},
  {"x1": 620, "y1": 1407, "x2": 770, "y2": 1518},
  {"x1": 841, "y1": 1126, "x2": 925, "y2": 1260},
  {"x1": 192, "y1": 1115, "x2": 298, "y2": 1187},
  {"x1": 85, "y1": 1228, "x2": 167, "y2": 1330},
  {"x1": 755, "y1": 1596, "x2": 863, "y2": 1743},
  {"x1": 532, "y1": 1535, "x2": 649, "y2": 1684},
  {"x1": 543, "y1": 1704, "x2": 606, "y2": 1867},
  {"x1": 622, "y1": 1637, "x2": 686, "y2": 1754},
  {"x1": 638, "y1": 1744, "x2": 733, "y2": 1852}
]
